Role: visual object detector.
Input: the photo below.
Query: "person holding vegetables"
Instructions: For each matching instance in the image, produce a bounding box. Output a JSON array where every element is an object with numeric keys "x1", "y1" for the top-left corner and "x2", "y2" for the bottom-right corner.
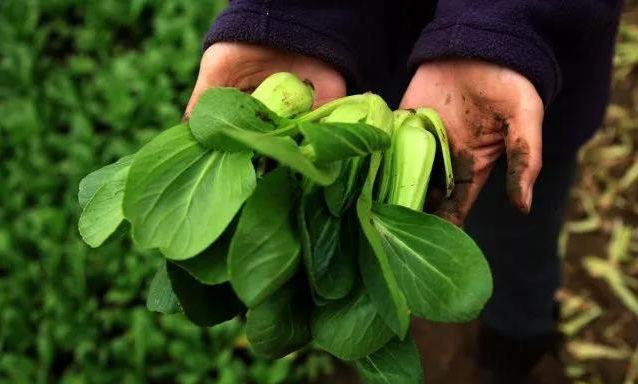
[{"x1": 185, "y1": 1, "x2": 622, "y2": 382}]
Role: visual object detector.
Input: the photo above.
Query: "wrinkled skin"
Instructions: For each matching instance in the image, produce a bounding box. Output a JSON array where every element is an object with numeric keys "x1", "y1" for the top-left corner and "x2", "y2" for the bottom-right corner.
[
  {"x1": 401, "y1": 59, "x2": 544, "y2": 226},
  {"x1": 184, "y1": 42, "x2": 346, "y2": 120}
]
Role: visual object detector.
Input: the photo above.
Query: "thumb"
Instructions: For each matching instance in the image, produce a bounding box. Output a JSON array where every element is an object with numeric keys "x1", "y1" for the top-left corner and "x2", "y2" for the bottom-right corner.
[
  {"x1": 504, "y1": 104, "x2": 543, "y2": 213},
  {"x1": 435, "y1": 149, "x2": 496, "y2": 226},
  {"x1": 183, "y1": 63, "x2": 226, "y2": 122}
]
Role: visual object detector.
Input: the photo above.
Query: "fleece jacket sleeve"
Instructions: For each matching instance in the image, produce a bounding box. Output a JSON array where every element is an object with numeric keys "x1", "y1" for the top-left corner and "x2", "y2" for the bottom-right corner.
[
  {"x1": 408, "y1": 0, "x2": 623, "y2": 105},
  {"x1": 203, "y1": 0, "x2": 388, "y2": 88}
]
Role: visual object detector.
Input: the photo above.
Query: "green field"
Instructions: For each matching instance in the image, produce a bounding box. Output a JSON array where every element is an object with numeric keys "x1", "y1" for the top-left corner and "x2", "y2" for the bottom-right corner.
[{"x1": 0, "y1": 2, "x2": 332, "y2": 383}]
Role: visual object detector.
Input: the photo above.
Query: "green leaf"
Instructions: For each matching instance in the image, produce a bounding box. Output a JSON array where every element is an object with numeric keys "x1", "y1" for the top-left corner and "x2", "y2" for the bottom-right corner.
[
  {"x1": 246, "y1": 283, "x2": 311, "y2": 359},
  {"x1": 416, "y1": 108, "x2": 454, "y2": 197},
  {"x1": 323, "y1": 157, "x2": 366, "y2": 217},
  {"x1": 78, "y1": 161, "x2": 130, "y2": 247},
  {"x1": 299, "y1": 189, "x2": 355, "y2": 301},
  {"x1": 194, "y1": 123, "x2": 340, "y2": 186},
  {"x1": 356, "y1": 153, "x2": 410, "y2": 338},
  {"x1": 123, "y1": 124, "x2": 256, "y2": 260},
  {"x1": 173, "y1": 222, "x2": 234, "y2": 285},
  {"x1": 354, "y1": 336, "x2": 423, "y2": 384},
  {"x1": 311, "y1": 289, "x2": 394, "y2": 360},
  {"x1": 189, "y1": 87, "x2": 285, "y2": 152},
  {"x1": 146, "y1": 262, "x2": 180, "y2": 314},
  {"x1": 229, "y1": 168, "x2": 301, "y2": 307},
  {"x1": 166, "y1": 261, "x2": 244, "y2": 327},
  {"x1": 298, "y1": 121, "x2": 390, "y2": 163},
  {"x1": 78, "y1": 155, "x2": 134, "y2": 208},
  {"x1": 371, "y1": 203, "x2": 492, "y2": 322}
]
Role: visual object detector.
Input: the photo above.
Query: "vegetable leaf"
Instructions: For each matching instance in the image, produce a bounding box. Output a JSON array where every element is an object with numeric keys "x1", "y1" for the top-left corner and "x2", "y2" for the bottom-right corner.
[
  {"x1": 166, "y1": 261, "x2": 244, "y2": 327},
  {"x1": 298, "y1": 121, "x2": 390, "y2": 163},
  {"x1": 246, "y1": 283, "x2": 311, "y2": 359},
  {"x1": 189, "y1": 87, "x2": 285, "y2": 152},
  {"x1": 78, "y1": 161, "x2": 130, "y2": 247},
  {"x1": 193, "y1": 122, "x2": 340, "y2": 186},
  {"x1": 123, "y1": 124, "x2": 256, "y2": 260},
  {"x1": 311, "y1": 289, "x2": 394, "y2": 360},
  {"x1": 173, "y1": 222, "x2": 234, "y2": 285},
  {"x1": 354, "y1": 336, "x2": 423, "y2": 384},
  {"x1": 78, "y1": 155, "x2": 134, "y2": 208},
  {"x1": 371, "y1": 203, "x2": 492, "y2": 322},
  {"x1": 229, "y1": 168, "x2": 301, "y2": 307},
  {"x1": 299, "y1": 189, "x2": 355, "y2": 300},
  {"x1": 323, "y1": 157, "x2": 366, "y2": 217},
  {"x1": 146, "y1": 262, "x2": 180, "y2": 314},
  {"x1": 356, "y1": 152, "x2": 410, "y2": 338},
  {"x1": 416, "y1": 108, "x2": 454, "y2": 197}
]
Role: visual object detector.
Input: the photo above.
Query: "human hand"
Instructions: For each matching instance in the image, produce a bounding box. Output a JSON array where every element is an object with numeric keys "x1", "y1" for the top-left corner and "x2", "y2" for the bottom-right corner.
[
  {"x1": 184, "y1": 42, "x2": 346, "y2": 119},
  {"x1": 401, "y1": 59, "x2": 544, "y2": 226}
]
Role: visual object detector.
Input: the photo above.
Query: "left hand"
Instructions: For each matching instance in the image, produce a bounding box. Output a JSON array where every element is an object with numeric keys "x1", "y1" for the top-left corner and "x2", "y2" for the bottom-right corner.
[{"x1": 401, "y1": 59, "x2": 544, "y2": 226}]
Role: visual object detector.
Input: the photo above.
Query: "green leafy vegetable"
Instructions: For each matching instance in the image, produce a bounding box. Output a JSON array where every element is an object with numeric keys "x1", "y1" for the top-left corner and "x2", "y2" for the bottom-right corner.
[
  {"x1": 189, "y1": 87, "x2": 286, "y2": 152},
  {"x1": 78, "y1": 160, "x2": 130, "y2": 247},
  {"x1": 146, "y1": 262, "x2": 180, "y2": 314},
  {"x1": 323, "y1": 157, "x2": 366, "y2": 216},
  {"x1": 354, "y1": 336, "x2": 423, "y2": 384},
  {"x1": 123, "y1": 124, "x2": 256, "y2": 260},
  {"x1": 228, "y1": 168, "x2": 301, "y2": 307},
  {"x1": 78, "y1": 155, "x2": 134, "y2": 208},
  {"x1": 174, "y1": 222, "x2": 235, "y2": 285},
  {"x1": 371, "y1": 203, "x2": 493, "y2": 322},
  {"x1": 196, "y1": 122, "x2": 341, "y2": 186},
  {"x1": 166, "y1": 261, "x2": 244, "y2": 327},
  {"x1": 386, "y1": 113, "x2": 437, "y2": 211},
  {"x1": 416, "y1": 108, "x2": 454, "y2": 197},
  {"x1": 76, "y1": 72, "x2": 494, "y2": 382},
  {"x1": 357, "y1": 144, "x2": 410, "y2": 339},
  {"x1": 250, "y1": 72, "x2": 314, "y2": 118},
  {"x1": 299, "y1": 189, "x2": 356, "y2": 301},
  {"x1": 246, "y1": 283, "x2": 311, "y2": 359},
  {"x1": 311, "y1": 289, "x2": 395, "y2": 360},
  {"x1": 298, "y1": 121, "x2": 390, "y2": 163}
]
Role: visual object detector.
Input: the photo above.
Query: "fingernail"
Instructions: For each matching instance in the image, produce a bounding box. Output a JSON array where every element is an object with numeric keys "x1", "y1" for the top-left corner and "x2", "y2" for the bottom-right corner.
[{"x1": 524, "y1": 185, "x2": 533, "y2": 213}]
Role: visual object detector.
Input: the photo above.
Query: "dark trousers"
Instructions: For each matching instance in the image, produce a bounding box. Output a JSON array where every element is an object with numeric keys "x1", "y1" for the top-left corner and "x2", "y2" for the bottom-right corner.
[{"x1": 465, "y1": 155, "x2": 577, "y2": 339}]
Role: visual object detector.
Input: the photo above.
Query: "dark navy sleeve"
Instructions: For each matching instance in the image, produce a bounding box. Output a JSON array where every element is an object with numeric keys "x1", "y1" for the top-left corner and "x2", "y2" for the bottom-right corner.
[
  {"x1": 204, "y1": 0, "x2": 388, "y2": 88},
  {"x1": 408, "y1": 1, "x2": 623, "y2": 105}
]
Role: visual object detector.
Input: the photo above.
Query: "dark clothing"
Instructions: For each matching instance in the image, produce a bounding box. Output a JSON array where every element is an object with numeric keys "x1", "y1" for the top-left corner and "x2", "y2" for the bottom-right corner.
[
  {"x1": 205, "y1": 0, "x2": 622, "y2": 157},
  {"x1": 466, "y1": 154, "x2": 577, "y2": 338}
]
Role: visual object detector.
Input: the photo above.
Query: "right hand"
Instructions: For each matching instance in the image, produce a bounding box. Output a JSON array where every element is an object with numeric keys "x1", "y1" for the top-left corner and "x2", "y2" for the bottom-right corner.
[{"x1": 184, "y1": 42, "x2": 346, "y2": 119}]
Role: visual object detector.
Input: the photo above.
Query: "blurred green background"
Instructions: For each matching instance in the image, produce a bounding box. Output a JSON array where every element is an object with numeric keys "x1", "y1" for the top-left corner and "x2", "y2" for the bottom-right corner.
[{"x1": 0, "y1": 1, "x2": 332, "y2": 383}]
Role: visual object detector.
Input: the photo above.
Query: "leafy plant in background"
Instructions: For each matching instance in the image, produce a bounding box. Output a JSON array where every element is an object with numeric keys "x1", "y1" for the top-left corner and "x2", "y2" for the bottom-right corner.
[
  {"x1": 78, "y1": 72, "x2": 493, "y2": 382},
  {"x1": 2, "y1": 1, "x2": 336, "y2": 383}
]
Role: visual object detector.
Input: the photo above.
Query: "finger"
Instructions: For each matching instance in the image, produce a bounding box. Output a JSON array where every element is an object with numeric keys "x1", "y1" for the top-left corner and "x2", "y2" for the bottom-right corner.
[
  {"x1": 183, "y1": 53, "x2": 229, "y2": 121},
  {"x1": 311, "y1": 77, "x2": 346, "y2": 107},
  {"x1": 504, "y1": 103, "x2": 543, "y2": 213},
  {"x1": 434, "y1": 150, "x2": 495, "y2": 226},
  {"x1": 423, "y1": 186, "x2": 444, "y2": 213}
]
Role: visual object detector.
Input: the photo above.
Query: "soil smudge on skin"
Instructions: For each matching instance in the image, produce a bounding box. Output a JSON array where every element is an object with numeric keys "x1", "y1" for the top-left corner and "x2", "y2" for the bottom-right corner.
[
  {"x1": 302, "y1": 79, "x2": 315, "y2": 90},
  {"x1": 436, "y1": 150, "x2": 475, "y2": 225},
  {"x1": 506, "y1": 138, "x2": 531, "y2": 212},
  {"x1": 239, "y1": 86, "x2": 256, "y2": 93},
  {"x1": 493, "y1": 113, "x2": 509, "y2": 137},
  {"x1": 445, "y1": 93, "x2": 452, "y2": 105}
]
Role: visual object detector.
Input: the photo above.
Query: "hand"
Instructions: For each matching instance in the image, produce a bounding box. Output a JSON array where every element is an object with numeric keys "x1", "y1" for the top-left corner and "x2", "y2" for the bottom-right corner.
[
  {"x1": 401, "y1": 59, "x2": 544, "y2": 226},
  {"x1": 184, "y1": 42, "x2": 346, "y2": 119}
]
